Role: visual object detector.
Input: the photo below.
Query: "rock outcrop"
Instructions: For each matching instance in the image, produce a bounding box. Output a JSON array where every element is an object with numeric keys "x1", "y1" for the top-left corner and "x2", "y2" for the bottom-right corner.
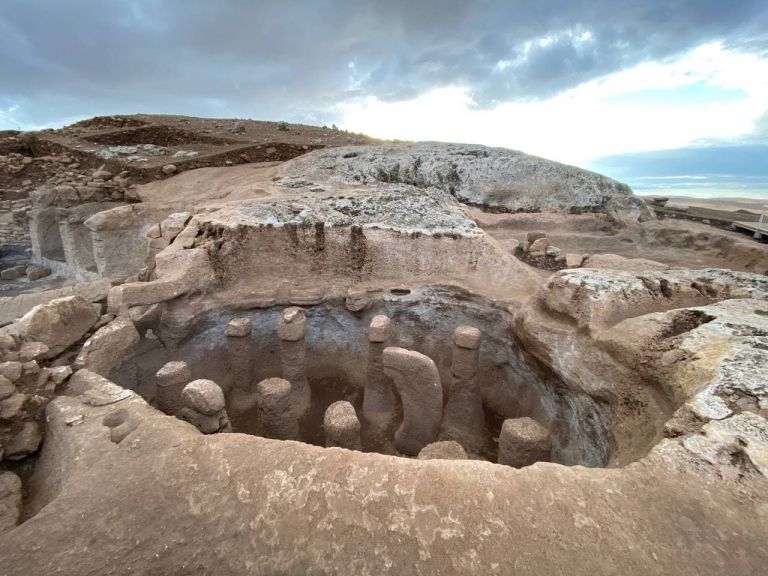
[
  {"x1": 286, "y1": 143, "x2": 654, "y2": 224},
  {"x1": 16, "y1": 295, "x2": 98, "y2": 357},
  {"x1": 417, "y1": 440, "x2": 469, "y2": 460}
]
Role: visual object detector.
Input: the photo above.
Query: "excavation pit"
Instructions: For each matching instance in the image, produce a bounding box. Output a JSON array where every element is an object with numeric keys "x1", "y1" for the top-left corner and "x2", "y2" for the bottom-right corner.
[
  {"x1": 109, "y1": 286, "x2": 672, "y2": 467},
  {"x1": 82, "y1": 125, "x2": 237, "y2": 147}
]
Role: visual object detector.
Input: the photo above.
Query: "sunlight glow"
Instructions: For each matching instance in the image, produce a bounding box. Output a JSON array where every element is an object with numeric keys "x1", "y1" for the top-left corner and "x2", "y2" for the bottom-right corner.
[{"x1": 338, "y1": 42, "x2": 768, "y2": 165}]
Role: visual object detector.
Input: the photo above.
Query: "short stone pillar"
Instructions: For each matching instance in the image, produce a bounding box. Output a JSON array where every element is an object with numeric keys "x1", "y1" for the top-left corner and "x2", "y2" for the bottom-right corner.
[
  {"x1": 277, "y1": 307, "x2": 310, "y2": 417},
  {"x1": 498, "y1": 417, "x2": 551, "y2": 468},
  {"x1": 179, "y1": 379, "x2": 232, "y2": 434},
  {"x1": 363, "y1": 315, "x2": 396, "y2": 427},
  {"x1": 441, "y1": 326, "x2": 485, "y2": 453},
  {"x1": 155, "y1": 361, "x2": 192, "y2": 416},
  {"x1": 324, "y1": 401, "x2": 361, "y2": 450},
  {"x1": 417, "y1": 440, "x2": 469, "y2": 461},
  {"x1": 225, "y1": 317, "x2": 253, "y2": 393},
  {"x1": 256, "y1": 377, "x2": 299, "y2": 441},
  {"x1": 382, "y1": 347, "x2": 443, "y2": 456}
]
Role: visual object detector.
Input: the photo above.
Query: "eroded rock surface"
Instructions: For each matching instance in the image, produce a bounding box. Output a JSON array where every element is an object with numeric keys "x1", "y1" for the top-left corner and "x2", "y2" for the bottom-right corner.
[
  {"x1": 383, "y1": 347, "x2": 443, "y2": 456},
  {"x1": 16, "y1": 295, "x2": 98, "y2": 356},
  {"x1": 286, "y1": 143, "x2": 653, "y2": 223},
  {"x1": 1, "y1": 119, "x2": 767, "y2": 576}
]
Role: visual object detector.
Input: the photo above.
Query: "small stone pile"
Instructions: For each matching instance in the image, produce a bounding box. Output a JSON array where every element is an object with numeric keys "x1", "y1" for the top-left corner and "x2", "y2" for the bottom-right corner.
[
  {"x1": 1, "y1": 264, "x2": 51, "y2": 282},
  {"x1": 517, "y1": 231, "x2": 586, "y2": 270},
  {"x1": 0, "y1": 331, "x2": 68, "y2": 462},
  {"x1": 0, "y1": 295, "x2": 106, "y2": 463},
  {"x1": 1, "y1": 151, "x2": 85, "y2": 189},
  {"x1": 36, "y1": 163, "x2": 134, "y2": 208}
]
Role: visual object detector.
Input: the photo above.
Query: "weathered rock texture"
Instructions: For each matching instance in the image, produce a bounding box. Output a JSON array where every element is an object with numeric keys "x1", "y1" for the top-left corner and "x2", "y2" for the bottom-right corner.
[
  {"x1": 382, "y1": 347, "x2": 443, "y2": 456},
  {"x1": 16, "y1": 295, "x2": 98, "y2": 357},
  {"x1": 363, "y1": 315, "x2": 396, "y2": 427},
  {"x1": 286, "y1": 143, "x2": 653, "y2": 223},
  {"x1": 155, "y1": 361, "x2": 191, "y2": 416},
  {"x1": 102, "y1": 408, "x2": 138, "y2": 444},
  {"x1": 256, "y1": 377, "x2": 299, "y2": 441},
  {"x1": 1, "y1": 373, "x2": 766, "y2": 576},
  {"x1": 417, "y1": 440, "x2": 469, "y2": 460},
  {"x1": 3, "y1": 117, "x2": 768, "y2": 576},
  {"x1": 225, "y1": 317, "x2": 253, "y2": 393},
  {"x1": 180, "y1": 379, "x2": 231, "y2": 434},
  {"x1": 0, "y1": 472, "x2": 22, "y2": 535},
  {"x1": 277, "y1": 307, "x2": 310, "y2": 417},
  {"x1": 441, "y1": 325, "x2": 485, "y2": 454},
  {"x1": 498, "y1": 417, "x2": 552, "y2": 468},
  {"x1": 74, "y1": 317, "x2": 140, "y2": 377},
  {"x1": 0, "y1": 279, "x2": 110, "y2": 327},
  {"x1": 323, "y1": 401, "x2": 361, "y2": 450}
]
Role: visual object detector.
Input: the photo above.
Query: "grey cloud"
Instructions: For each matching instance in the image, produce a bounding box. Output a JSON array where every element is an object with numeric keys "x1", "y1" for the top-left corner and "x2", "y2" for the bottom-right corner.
[{"x1": 1, "y1": 0, "x2": 767, "y2": 129}]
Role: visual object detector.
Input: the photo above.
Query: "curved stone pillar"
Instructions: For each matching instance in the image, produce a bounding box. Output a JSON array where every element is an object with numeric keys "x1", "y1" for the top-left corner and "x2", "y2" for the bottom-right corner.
[
  {"x1": 225, "y1": 317, "x2": 253, "y2": 393},
  {"x1": 498, "y1": 417, "x2": 551, "y2": 468},
  {"x1": 155, "y1": 360, "x2": 191, "y2": 416},
  {"x1": 363, "y1": 315, "x2": 396, "y2": 427},
  {"x1": 382, "y1": 347, "x2": 443, "y2": 456},
  {"x1": 441, "y1": 326, "x2": 486, "y2": 454},
  {"x1": 324, "y1": 401, "x2": 361, "y2": 450},
  {"x1": 277, "y1": 307, "x2": 310, "y2": 417},
  {"x1": 179, "y1": 379, "x2": 232, "y2": 434},
  {"x1": 256, "y1": 378, "x2": 299, "y2": 441}
]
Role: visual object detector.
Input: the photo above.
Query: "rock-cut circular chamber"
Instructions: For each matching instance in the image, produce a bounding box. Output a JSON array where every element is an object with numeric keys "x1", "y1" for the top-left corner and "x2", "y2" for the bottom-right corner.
[{"x1": 109, "y1": 286, "x2": 672, "y2": 467}]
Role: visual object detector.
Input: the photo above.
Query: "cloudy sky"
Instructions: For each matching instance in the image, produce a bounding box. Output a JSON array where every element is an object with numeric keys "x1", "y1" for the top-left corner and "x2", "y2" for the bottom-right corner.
[{"x1": 1, "y1": 0, "x2": 767, "y2": 198}]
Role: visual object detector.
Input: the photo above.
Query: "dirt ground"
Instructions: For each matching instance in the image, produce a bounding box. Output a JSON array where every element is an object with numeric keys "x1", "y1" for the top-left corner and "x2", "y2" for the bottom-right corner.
[
  {"x1": 469, "y1": 207, "x2": 768, "y2": 273},
  {"x1": 42, "y1": 114, "x2": 380, "y2": 181}
]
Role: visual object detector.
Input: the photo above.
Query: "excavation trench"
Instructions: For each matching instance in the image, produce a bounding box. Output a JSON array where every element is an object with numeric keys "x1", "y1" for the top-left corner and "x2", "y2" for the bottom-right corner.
[{"x1": 110, "y1": 287, "x2": 669, "y2": 467}]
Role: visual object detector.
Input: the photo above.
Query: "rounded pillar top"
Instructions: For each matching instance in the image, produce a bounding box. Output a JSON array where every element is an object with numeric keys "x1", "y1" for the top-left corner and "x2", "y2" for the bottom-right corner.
[
  {"x1": 417, "y1": 440, "x2": 469, "y2": 460},
  {"x1": 181, "y1": 379, "x2": 226, "y2": 416},
  {"x1": 256, "y1": 377, "x2": 292, "y2": 402},
  {"x1": 324, "y1": 401, "x2": 360, "y2": 431},
  {"x1": 453, "y1": 326, "x2": 481, "y2": 350},
  {"x1": 500, "y1": 417, "x2": 549, "y2": 443},
  {"x1": 277, "y1": 307, "x2": 306, "y2": 341},
  {"x1": 156, "y1": 361, "x2": 191, "y2": 386},
  {"x1": 225, "y1": 317, "x2": 252, "y2": 337},
  {"x1": 368, "y1": 315, "x2": 393, "y2": 343}
]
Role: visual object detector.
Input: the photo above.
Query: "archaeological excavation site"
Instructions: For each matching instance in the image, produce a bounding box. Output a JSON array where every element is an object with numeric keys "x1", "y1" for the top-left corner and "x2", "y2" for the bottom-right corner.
[{"x1": 0, "y1": 115, "x2": 767, "y2": 575}]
